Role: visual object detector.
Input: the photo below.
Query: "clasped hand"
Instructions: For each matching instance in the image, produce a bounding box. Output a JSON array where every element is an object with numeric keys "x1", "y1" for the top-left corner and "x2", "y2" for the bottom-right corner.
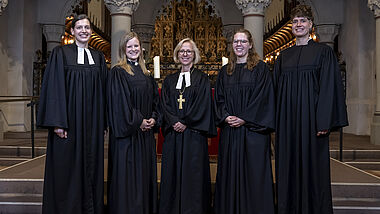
[
  {"x1": 173, "y1": 122, "x2": 186, "y2": 132},
  {"x1": 225, "y1": 116, "x2": 245, "y2": 127},
  {"x1": 140, "y1": 118, "x2": 156, "y2": 131}
]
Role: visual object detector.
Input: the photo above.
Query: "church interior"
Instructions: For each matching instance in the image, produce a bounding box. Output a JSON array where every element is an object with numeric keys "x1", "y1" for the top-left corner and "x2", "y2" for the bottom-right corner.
[{"x1": 1, "y1": 0, "x2": 380, "y2": 213}]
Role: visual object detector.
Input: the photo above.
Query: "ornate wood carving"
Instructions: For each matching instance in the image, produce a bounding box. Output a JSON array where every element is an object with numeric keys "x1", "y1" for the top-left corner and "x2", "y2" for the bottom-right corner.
[{"x1": 150, "y1": 0, "x2": 227, "y2": 63}]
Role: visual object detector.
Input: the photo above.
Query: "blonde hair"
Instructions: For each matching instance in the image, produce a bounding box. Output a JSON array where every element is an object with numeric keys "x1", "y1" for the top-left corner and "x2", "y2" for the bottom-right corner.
[
  {"x1": 227, "y1": 28, "x2": 260, "y2": 75},
  {"x1": 173, "y1": 38, "x2": 201, "y2": 65},
  {"x1": 114, "y1": 32, "x2": 149, "y2": 76}
]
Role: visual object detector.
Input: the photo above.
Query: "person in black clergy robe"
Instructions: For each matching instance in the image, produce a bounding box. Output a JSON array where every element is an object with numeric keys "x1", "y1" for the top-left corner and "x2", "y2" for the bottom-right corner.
[
  {"x1": 213, "y1": 28, "x2": 276, "y2": 214},
  {"x1": 106, "y1": 32, "x2": 160, "y2": 214},
  {"x1": 274, "y1": 5, "x2": 348, "y2": 214},
  {"x1": 36, "y1": 14, "x2": 107, "y2": 214},
  {"x1": 159, "y1": 38, "x2": 217, "y2": 214}
]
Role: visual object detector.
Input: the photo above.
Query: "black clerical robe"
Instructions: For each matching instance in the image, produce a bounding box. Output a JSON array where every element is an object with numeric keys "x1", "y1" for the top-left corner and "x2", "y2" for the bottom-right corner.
[
  {"x1": 159, "y1": 69, "x2": 217, "y2": 214},
  {"x1": 214, "y1": 61, "x2": 275, "y2": 214},
  {"x1": 37, "y1": 44, "x2": 107, "y2": 214},
  {"x1": 274, "y1": 40, "x2": 348, "y2": 214},
  {"x1": 107, "y1": 64, "x2": 160, "y2": 214}
]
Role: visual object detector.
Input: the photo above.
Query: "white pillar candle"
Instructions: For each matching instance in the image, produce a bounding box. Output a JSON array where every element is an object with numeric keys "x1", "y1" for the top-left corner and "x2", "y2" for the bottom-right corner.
[
  {"x1": 222, "y1": 57, "x2": 228, "y2": 66},
  {"x1": 153, "y1": 56, "x2": 160, "y2": 79}
]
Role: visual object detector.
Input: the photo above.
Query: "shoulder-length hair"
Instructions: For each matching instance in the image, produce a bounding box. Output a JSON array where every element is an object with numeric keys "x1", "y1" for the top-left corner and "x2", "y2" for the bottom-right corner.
[
  {"x1": 173, "y1": 38, "x2": 201, "y2": 65},
  {"x1": 114, "y1": 32, "x2": 149, "y2": 76},
  {"x1": 227, "y1": 28, "x2": 260, "y2": 75}
]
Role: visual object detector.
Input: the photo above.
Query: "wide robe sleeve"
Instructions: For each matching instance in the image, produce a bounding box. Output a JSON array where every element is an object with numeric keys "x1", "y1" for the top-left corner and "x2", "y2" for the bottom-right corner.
[
  {"x1": 316, "y1": 47, "x2": 348, "y2": 132},
  {"x1": 214, "y1": 66, "x2": 230, "y2": 126},
  {"x1": 236, "y1": 62, "x2": 276, "y2": 132},
  {"x1": 98, "y1": 51, "x2": 108, "y2": 130},
  {"x1": 273, "y1": 53, "x2": 282, "y2": 95},
  {"x1": 36, "y1": 46, "x2": 68, "y2": 129},
  {"x1": 107, "y1": 66, "x2": 144, "y2": 138},
  {"x1": 149, "y1": 75, "x2": 162, "y2": 130},
  {"x1": 182, "y1": 72, "x2": 217, "y2": 136}
]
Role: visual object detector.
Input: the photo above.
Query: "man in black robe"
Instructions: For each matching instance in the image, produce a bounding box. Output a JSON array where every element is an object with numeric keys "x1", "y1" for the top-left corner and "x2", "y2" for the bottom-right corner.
[
  {"x1": 274, "y1": 5, "x2": 348, "y2": 214},
  {"x1": 214, "y1": 29, "x2": 275, "y2": 214},
  {"x1": 159, "y1": 38, "x2": 217, "y2": 214},
  {"x1": 37, "y1": 15, "x2": 107, "y2": 214}
]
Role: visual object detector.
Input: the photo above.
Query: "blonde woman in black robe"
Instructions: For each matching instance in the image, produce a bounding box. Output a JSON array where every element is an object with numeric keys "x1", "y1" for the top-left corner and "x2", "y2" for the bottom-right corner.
[
  {"x1": 107, "y1": 32, "x2": 160, "y2": 214},
  {"x1": 159, "y1": 38, "x2": 217, "y2": 214}
]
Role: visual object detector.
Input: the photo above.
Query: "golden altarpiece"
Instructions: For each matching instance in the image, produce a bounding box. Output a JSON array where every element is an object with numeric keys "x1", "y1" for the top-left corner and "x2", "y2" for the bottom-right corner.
[{"x1": 149, "y1": 0, "x2": 228, "y2": 84}]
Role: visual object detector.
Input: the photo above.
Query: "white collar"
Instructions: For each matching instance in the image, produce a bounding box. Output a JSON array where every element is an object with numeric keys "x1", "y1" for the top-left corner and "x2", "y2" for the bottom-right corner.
[
  {"x1": 128, "y1": 60, "x2": 138, "y2": 66},
  {"x1": 77, "y1": 47, "x2": 95, "y2": 65},
  {"x1": 176, "y1": 71, "x2": 191, "y2": 89}
]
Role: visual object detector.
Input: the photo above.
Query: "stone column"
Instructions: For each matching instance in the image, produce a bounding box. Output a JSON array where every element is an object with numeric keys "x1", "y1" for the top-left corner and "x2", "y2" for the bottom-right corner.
[
  {"x1": 314, "y1": 24, "x2": 340, "y2": 49},
  {"x1": 42, "y1": 24, "x2": 65, "y2": 52},
  {"x1": 105, "y1": 0, "x2": 140, "y2": 66},
  {"x1": 236, "y1": 0, "x2": 271, "y2": 58},
  {"x1": 0, "y1": 110, "x2": 3, "y2": 141},
  {"x1": 368, "y1": 0, "x2": 380, "y2": 145},
  {"x1": 223, "y1": 24, "x2": 244, "y2": 53},
  {"x1": 132, "y1": 24, "x2": 155, "y2": 61}
]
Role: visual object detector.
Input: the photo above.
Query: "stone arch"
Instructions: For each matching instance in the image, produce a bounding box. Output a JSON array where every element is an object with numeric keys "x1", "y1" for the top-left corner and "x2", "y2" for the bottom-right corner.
[{"x1": 60, "y1": 0, "x2": 84, "y2": 23}]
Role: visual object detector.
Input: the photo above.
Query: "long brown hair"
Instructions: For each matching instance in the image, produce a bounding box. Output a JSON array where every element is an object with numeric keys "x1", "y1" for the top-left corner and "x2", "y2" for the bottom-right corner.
[
  {"x1": 114, "y1": 32, "x2": 149, "y2": 76},
  {"x1": 227, "y1": 28, "x2": 260, "y2": 75}
]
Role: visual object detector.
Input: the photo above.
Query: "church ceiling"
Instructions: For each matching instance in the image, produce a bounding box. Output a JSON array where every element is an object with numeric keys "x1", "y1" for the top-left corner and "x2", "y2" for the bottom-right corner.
[{"x1": 263, "y1": 21, "x2": 294, "y2": 55}]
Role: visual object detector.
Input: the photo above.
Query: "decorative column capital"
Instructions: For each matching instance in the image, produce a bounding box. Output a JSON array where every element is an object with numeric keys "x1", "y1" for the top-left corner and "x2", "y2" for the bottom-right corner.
[
  {"x1": 105, "y1": 0, "x2": 139, "y2": 16},
  {"x1": 314, "y1": 24, "x2": 340, "y2": 46},
  {"x1": 0, "y1": 0, "x2": 8, "y2": 15},
  {"x1": 132, "y1": 24, "x2": 155, "y2": 43},
  {"x1": 223, "y1": 24, "x2": 243, "y2": 41},
  {"x1": 235, "y1": 0, "x2": 271, "y2": 16},
  {"x1": 42, "y1": 24, "x2": 65, "y2": 44},
  {"x1": 368, "y1": 0, "x2": 380, "y2": 17}
]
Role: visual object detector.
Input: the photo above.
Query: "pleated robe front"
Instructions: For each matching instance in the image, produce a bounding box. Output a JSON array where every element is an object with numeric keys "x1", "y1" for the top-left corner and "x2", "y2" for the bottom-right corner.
[
  {"x1": 159, "y1": 69, "x2": 217, "y2": 214},
  {"x1": 37, "y1": 44, "x2": 107, "y2": 214},
  {"x1": 274, "y1": 40, "x2": 348, "y2": 214},
  {"x1": 107, "y1": 64, "x2": 160, "y2": 214},
  {"x1": 214, "y1": 61, "x2": 276, "y2": 214}
]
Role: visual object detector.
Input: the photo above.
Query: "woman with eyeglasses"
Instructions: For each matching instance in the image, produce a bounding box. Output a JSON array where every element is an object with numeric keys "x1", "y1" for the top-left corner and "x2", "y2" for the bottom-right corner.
[
  {"x1": 159, "y1": 38, "x2": 217, "y2": 214},
  {"x1": 213, "y1": 29, "x2": 276, "y2": 214},
  {"x1": 106, "y1": 32, "x2": 160, "y2": 214}
]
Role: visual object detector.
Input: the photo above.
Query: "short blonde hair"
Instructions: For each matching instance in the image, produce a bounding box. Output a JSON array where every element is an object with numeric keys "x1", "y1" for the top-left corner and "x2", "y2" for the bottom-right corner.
[{"x1": 173, "y1": 38, "x2": 201, "y2": 65}]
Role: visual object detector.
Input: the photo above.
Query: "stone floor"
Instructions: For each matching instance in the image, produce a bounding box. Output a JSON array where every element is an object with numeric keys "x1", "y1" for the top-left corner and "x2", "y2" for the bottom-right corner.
[{"x1": 1, "y1": 130, "x2": 380, "y2": 213}]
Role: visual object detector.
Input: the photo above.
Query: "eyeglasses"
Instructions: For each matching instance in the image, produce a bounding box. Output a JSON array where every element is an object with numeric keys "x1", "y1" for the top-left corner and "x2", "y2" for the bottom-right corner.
[
  {"x1": 233, "y1": 40, "x2": 249, "y2": 44},
  {"x1": 179, "y1": 50, "x2": 194, "y2": 55}
]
